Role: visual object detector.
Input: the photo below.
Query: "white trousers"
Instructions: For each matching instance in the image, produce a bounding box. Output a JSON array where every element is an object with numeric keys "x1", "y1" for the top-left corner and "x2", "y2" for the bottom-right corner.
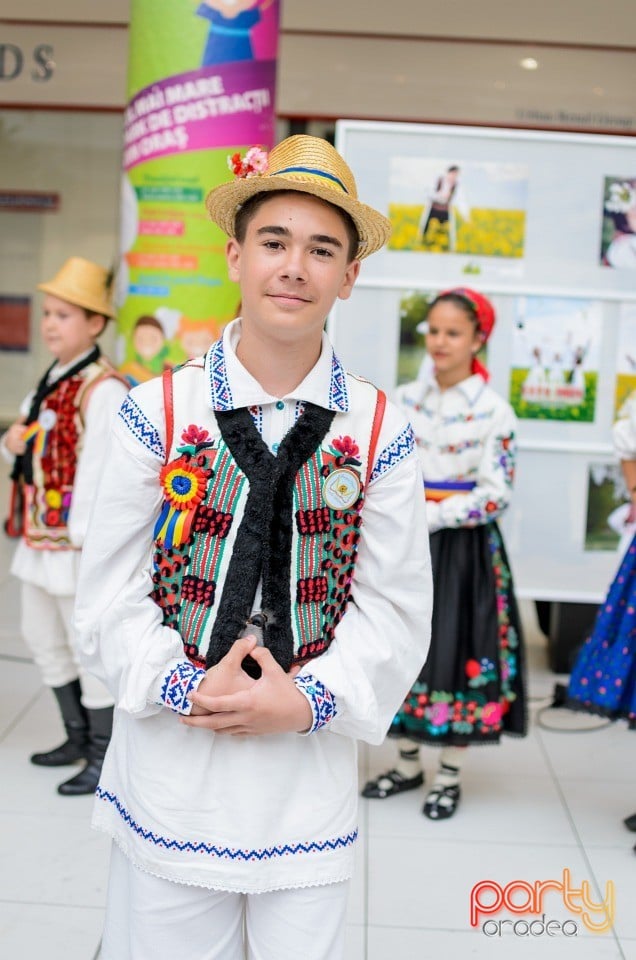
[
  {"x1": 102, "y1": 844, "x2": 350, "y2": 960},
  {"x1": 20, "y1": 581, "x2": 113, "y2": 709}
]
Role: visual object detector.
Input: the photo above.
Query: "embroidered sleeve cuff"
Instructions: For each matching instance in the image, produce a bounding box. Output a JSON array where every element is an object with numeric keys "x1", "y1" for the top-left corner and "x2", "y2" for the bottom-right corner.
[
  {"x1": 157, "y1": 661, "x2": 206, "y2": 715},
  {"x1": 294, "y1": 674, "x2": 338, "y2": 734}
]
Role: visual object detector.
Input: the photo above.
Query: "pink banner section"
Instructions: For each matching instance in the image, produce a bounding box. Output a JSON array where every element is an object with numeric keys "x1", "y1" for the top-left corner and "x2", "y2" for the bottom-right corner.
[
  {"x1": 123, "y1": 60, "x2": 276, "y2": 171},
  {"x1": 138, "y1": 220, "x2": 185, "y2": 237}
]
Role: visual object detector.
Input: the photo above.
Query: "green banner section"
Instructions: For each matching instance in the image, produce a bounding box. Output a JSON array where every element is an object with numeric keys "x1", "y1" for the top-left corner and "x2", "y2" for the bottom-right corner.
[{"x1": 117, "y1": 0, "x2": 280, "y2": 385}]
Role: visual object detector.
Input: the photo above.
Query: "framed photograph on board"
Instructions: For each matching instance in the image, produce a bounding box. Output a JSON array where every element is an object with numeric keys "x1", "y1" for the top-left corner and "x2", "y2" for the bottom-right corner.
[
  {"x1": 508, "y1": 297, "x2": 602, "y2": 423},
  {"x1": 332, "y1": 120, "x2": 636, "y2": 602}
]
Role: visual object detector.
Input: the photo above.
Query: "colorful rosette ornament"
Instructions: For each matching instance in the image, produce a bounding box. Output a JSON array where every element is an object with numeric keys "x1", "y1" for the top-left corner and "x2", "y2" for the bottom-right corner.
[{"x1": 153, "y1": 456, "x2": 208, "y2": 550}]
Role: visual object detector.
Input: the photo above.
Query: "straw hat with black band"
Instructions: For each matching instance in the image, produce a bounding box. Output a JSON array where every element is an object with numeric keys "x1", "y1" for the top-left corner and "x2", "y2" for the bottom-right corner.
[
  {"x1": 37, "y1": 257, "x2": 114, "y2": 318},
  {"x1": 206, "y1": 135, "x2": 392, "y2": 260}
]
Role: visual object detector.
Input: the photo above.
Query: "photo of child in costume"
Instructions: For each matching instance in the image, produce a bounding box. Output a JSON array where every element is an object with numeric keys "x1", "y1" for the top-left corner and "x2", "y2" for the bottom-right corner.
[
  {"x1": 509, "y1": 297, "x2": 601, "y2": 423},
  {"x1": 600, "y1": 176, "x2": 636, "y2": 270},
  {"x1": 388, "y1": 157, "x2": 527, "y2": 259},
  {"x1": 73, "y1": 135, "x2": 432, "y2": 959}
]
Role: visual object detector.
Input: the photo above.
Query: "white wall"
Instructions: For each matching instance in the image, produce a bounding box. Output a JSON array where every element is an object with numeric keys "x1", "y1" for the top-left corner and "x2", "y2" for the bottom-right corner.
[{"x1": 0, "y1": 111, "x2": 122, "y2": 421}]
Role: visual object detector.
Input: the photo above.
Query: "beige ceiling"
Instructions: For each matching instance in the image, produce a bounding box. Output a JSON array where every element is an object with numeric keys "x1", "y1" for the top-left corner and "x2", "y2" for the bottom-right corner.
[{"x1": 3, "y1": 0, "x2": 636, "y2": 47}]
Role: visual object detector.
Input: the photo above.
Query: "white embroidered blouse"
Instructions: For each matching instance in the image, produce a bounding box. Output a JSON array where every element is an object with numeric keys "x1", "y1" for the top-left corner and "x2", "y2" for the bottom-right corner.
[
  {"x1": 73, "y1": 320, "x2": 432, "y2": 894},
  {"x1": 393, "y1": 372, "x2": 518, "y2": 533}
]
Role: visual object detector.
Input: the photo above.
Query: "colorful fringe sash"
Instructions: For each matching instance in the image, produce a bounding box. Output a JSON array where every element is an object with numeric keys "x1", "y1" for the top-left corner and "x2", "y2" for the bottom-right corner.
[{"x1": 424, "y1": 479, "x2": 476, "y2": 502}]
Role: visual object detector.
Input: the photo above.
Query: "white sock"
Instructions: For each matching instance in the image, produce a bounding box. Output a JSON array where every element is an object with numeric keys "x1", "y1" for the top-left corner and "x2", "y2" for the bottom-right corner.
[
  {"x1": 433, "y1": 746, "x2": 466, "y2": 787},
  {"x1": 395, "y1": 738, "x2": 422, "y2": 779}
]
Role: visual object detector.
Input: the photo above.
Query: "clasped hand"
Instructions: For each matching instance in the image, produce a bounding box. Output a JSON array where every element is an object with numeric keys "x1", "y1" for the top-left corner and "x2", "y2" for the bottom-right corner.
[{"x1": 180, "y1": 635, "x2": 313, "y2": 737}]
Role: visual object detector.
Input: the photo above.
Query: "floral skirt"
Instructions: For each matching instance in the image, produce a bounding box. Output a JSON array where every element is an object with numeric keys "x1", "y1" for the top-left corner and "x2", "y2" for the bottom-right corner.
[
  {"x1": 390, "y1": 523, "x2": 527, "y2": 746},
  {"x1": 567, "y1": 535, "x2": 636, "y2": 728}
]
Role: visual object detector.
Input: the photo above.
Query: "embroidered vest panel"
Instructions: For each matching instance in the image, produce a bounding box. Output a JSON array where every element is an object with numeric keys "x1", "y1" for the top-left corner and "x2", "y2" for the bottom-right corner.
[
  {"x1": 150, "y1": 364, "x2": 378, "y2": 671},
  {"x1": 24, "y1": 359, "x2": 123, "y2": 550}
]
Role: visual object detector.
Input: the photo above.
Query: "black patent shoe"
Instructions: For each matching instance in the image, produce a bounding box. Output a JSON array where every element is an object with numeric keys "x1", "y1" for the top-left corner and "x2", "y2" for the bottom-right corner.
[
  {"x1": 624, "y1": 812, "x2": 636, "y2": 832},
  {"x1": 361, "y1": 768, "x2": 424, "y2": 799},
  {"x1": 422, "y1": 782, "x2": 461, "y2": 820}
]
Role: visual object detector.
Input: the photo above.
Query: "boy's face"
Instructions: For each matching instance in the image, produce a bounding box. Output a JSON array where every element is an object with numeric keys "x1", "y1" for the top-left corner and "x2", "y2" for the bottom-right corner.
[
  {"x1": 41, "y1": 294, "x2": 104, "y2": 366},
  {"x1": 225, "y1": 192, "x2": 360, "y2": 347}
]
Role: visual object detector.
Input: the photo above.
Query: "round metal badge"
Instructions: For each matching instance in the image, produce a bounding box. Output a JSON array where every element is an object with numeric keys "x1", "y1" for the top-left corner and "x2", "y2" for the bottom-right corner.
[
  {"x1": 39, "y1": 408, "x2": 57, "y2": 430},
  {"x1": 322, "y1": 468, "x2": 361, "y2": 510}
]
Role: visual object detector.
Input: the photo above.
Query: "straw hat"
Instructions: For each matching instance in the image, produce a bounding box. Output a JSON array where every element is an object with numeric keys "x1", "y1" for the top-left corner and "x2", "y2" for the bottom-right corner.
[
  {"x1": 37, "y1": 257, "x2": 114, "y2": 317},
  {"x1": 206, "y1": 135, "x2": 391, "y2": 259}
]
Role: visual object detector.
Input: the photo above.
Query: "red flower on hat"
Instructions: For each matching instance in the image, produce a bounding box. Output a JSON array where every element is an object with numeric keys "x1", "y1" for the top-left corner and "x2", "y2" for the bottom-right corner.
[{"x1": 228, "y1": 146, "x2": 269, "y2": 180}]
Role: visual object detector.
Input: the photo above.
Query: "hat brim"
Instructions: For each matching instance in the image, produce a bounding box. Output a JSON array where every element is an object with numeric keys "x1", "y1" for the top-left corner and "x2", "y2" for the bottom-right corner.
[
  {"x1": 206, "y1": 176, "x2": 391, "y2": 260},
  {"x1": 37, "y1": 281, "x2": 114, "y2": 319}
]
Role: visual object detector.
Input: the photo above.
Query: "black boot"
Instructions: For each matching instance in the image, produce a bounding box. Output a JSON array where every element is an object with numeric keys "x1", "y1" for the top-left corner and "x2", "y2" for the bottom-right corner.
[
  {"x1": 57, "y1": 706, "x2": 113, "y2": 796},
  {"x1": 624, "y1": 812, "x2": 636, "y2": 832},
  {"x1": 31, "y1": 679, "x2": 89, "y2": 767}
]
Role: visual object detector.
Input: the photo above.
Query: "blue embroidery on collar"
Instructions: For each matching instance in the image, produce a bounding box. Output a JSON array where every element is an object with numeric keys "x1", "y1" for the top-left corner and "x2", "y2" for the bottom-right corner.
[
  {"x1": 329, "y1": 353, "x2": 349, "y2": 412},
  {"x1": 208, "y1": 338, "x2": 234, "y2": 411},
  {"x1": 96, "y1": 787, "x2": 358, "y2": 860},
  {"x1": 207, "y1": 338, "x2": 349, "y2": 413}
]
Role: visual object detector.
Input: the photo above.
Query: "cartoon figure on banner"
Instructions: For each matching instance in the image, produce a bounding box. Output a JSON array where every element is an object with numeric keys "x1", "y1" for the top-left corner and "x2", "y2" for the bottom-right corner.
[
  {"x1": 419, "y1": 164, "x2": 470, "y2": 252},
  {"x1": 120, "y1": 307, "x2": 179, "y2": 387},
  {"x1": 196, "y1": 0, "x2": 275, "y2": 66},
  {"x1": 177, "y1": 316, "x2": 223, "y2": 359},
  {"x1": 600, "y1": 177, "x2": 636, "y2": 270}
]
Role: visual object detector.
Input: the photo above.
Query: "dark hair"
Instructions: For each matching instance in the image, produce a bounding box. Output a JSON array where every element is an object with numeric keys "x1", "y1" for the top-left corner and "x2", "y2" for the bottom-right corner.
[
  {"x1": 80, "y1": 307, "x2": 109, "y2": 334},
  {"x1": 134, "y1": 315, "x2": 163, "y2": 332},
  {"x1": 428, "y1": 291, "x2": 478, "y2": 327},
  {"x1": 233, "y1": 190, "x2": 360, "y2": 262}
]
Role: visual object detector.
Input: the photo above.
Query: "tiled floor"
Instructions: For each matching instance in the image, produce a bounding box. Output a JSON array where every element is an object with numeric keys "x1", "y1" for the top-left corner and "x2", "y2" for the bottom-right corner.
[{"x1": 1, "y1": 471, "x2": 634, "y2": 957}]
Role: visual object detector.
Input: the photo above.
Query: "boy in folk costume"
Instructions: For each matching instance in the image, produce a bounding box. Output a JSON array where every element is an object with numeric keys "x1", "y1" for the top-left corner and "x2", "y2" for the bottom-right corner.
[
  {"x1": 1, "y1": 257, "x2": 128, "y2": 795},
  {"x1": 73, "y1": 135, "x2": 432, "y2": 959}
]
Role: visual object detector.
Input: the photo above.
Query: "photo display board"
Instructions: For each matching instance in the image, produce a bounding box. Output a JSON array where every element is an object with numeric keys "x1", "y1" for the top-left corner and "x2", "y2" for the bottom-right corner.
[{"x1": 332, "y1": 121, "x2": 636, "y2": 602}]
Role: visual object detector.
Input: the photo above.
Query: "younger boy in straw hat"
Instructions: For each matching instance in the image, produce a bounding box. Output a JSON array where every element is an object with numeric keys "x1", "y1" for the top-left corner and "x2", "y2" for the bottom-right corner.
[
  {"x1": 73, "y1": 135, "x2": 432, "y2": 959},
  {"x1": 1, "y1": 257, "x2": 128, "y2": 796}
]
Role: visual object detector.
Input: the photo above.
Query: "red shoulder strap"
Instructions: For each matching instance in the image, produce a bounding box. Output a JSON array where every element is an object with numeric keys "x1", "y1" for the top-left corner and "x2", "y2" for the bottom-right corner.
[
  {"x1": 162, "y1": 368, "x2": 174, "y2": 463},
  {"x1": 365, "y1": 388, "x2": 386, "y2": 488}
]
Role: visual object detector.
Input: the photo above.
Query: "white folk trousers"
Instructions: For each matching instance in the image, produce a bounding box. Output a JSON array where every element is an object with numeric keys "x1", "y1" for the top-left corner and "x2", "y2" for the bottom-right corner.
[
  {"x1": 101, "y1": 844, "x2": 350, "y2": 960},
  {"x1": 20, "y1": 581, "x2": 112, "y2": 708}
]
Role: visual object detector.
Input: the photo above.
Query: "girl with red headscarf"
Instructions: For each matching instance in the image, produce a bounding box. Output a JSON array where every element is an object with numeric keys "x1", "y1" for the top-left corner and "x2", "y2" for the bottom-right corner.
[{"x1": 362, "y1": 288, "x2": 527, "y2": 819}]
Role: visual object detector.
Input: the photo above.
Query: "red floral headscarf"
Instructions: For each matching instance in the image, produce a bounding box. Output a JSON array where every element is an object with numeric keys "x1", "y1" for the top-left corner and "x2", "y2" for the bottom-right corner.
[{"x1": 438, "y1": 287, "x2": 496, "y2": 381}]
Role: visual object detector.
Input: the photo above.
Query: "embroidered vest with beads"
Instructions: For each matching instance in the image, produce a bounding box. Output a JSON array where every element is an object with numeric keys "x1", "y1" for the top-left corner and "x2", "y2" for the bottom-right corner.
[
  {"x1": 151, "y1": 360, "x2": 382, "y2": 674},
  {"x1": 23, "y1": 358, "x2": 124, "y2": 550}
]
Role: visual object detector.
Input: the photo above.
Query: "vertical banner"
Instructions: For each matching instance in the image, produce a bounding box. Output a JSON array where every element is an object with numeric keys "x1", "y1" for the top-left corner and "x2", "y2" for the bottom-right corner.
[{"x1": 117, "y1": 0, "x2": 280, "y2": 385}]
